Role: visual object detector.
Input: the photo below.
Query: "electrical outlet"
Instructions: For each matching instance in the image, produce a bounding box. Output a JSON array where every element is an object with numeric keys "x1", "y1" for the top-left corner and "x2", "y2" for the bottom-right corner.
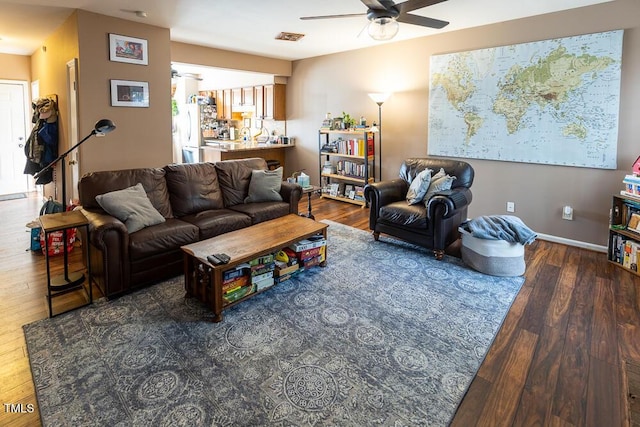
[
  {"x1": 562, "y1": 205, "x2": 573, "y2": 220},
  {"x1": 506, "y1": 201, "x2": 515, "y2": 213}
]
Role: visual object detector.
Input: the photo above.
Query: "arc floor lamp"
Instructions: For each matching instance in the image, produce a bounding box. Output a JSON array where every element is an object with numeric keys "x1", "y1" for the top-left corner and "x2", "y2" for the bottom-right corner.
[
  {"x1": 368, "y1": 93, "x2": 391, "y2": 181},
  {"x1": 34, "y1": 118, "x2": 116, "y2": 289}
]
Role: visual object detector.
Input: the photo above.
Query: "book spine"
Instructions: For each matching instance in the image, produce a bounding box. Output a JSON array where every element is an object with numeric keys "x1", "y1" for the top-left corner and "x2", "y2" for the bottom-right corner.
[
  {"x1": 297, "y1": 245, "x2": 326, "y2": 261},
  {"x1": 302, "y1": 255, "x2": 323, "y2": 268},
  {"x1": 252, "y1": 271, "x2": 274, "y2": 284},
  {"x1": 251, "y1": 262, "x2": 275, "y2": 276},
  {"x1": 222, "y1": 263, "x2": 250, "y2": 282},
  {"x1": 254, "y1": 276, "x2": 275, "y2": 291},
  {"x1": 290, "y1": 239, "x2": 326, "y2": 252},
  {"x1": 249, "y1": 254, "x2": 274, "y2": 266},
  {"x1": 222, "y1": 276, "x2": 249, "y2": 293}
]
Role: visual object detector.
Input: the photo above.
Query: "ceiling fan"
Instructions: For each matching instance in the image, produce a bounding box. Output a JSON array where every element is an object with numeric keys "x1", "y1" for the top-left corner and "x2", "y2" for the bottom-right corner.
[
  {"x1": 171, "y1": 68, "x2": 203, "y2": 81},
  {"x1": 301, "y1": 0, "x2": 449, "y2": 41}
]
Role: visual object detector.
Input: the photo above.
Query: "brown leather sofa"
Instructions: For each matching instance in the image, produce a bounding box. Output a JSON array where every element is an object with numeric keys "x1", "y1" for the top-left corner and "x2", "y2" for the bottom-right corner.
[
  {"x1": 78, "y1": 158, "x2": 301, "y2": 298},
  {"x1": 364, "y1": 158, "x2": 474, "y2": 259}
]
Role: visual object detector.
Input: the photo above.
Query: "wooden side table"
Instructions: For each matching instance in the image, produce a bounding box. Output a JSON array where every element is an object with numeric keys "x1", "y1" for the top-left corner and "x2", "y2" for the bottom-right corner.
[
  {"x1": 300, "y1": 185, "x2": 322, "y2": 219},
  {"x1": 39, "y1": 210, "x2": 92, "y2": 317}
]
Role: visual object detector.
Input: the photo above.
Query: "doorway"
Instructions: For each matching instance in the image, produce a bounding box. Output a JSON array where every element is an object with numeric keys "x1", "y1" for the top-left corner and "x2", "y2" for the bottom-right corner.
[
  {"x1": 0, "y1": 80, "x2": 30, "y2": 196},
  {"x1": 67, "y1": 59, "x2": 80, "y2": 201}
]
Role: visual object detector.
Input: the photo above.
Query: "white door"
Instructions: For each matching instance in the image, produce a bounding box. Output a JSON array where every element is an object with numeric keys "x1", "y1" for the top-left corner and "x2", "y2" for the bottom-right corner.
[
  {"x1": 67, "y1": 59, "x2": 80, "y2": 201},
  {"x1": 0, "y1": 81, "x2": 29, "y2": 195}
]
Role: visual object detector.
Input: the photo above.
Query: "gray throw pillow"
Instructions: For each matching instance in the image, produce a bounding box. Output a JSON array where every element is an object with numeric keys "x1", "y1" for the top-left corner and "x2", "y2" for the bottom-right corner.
[
  {"x1": 95, "y1": 183, "x2": 165, "y2": 233},
  {"x1": 406, "y1": 168, "x2": 432, "y2": 205},
  {"x1": 424, "y1": 173, "x2": 456, "y2": 204},
  {"x1": 244, "y1": 167, "x2": 283, "y2": 203}
]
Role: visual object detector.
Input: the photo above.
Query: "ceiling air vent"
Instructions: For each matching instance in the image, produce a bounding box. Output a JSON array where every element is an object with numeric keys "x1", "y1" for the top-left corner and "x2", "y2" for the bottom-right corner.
[{"x1": 275, "y1": 32, "x2": 305, "y2": 42}]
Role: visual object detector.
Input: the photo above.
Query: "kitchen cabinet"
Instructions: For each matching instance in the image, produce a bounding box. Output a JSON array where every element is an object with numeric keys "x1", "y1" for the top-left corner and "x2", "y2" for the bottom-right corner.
[
  {"x1": 216, "y1": 90, "x2": 225, "y2": 119},
  {"x1": 211, "y1": 84, "x2": 285, "y2": 120},
  {"x1": 253, "y1": 86, "x2": 267, "y2": 119},
  {"x1": 255, "y1": 85, "x2": 265, "y2": 118},
  {"x1": 231, "y1": 88, "x2": 242, "y2": 107},
  {"x1": 242, "y1": 87, "x2": 254, "y2": 106},
  {"x1": 232, "y1": 87, "x2": 254, "y2": 107},
  {"x1": 216, "y1": 89, "x2": 232, "y2": 120},
  {"x1": 256, "y1": 84, "x2": 286, "y2": 121}
]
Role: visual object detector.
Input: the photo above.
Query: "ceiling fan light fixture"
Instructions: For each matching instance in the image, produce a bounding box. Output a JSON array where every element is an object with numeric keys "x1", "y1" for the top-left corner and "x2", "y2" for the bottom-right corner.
[{"x1": 367, "y1": 17, "x2": 399, "y2": 41}]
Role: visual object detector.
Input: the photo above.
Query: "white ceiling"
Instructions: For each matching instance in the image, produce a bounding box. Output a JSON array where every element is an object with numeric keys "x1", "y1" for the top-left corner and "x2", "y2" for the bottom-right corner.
[{"x1": 0, "y1": 0, "x2": 614, "y2": 60}]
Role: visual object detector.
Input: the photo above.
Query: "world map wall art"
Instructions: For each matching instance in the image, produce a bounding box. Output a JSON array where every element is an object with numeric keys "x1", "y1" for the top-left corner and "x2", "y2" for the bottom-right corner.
[{"x1": 427, "y1": 30, "x2": 623, "y2": 169}]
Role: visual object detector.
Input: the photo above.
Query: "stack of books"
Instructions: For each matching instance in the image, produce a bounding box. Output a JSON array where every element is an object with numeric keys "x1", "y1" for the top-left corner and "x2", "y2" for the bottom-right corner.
[
  {"x1": 611, "y1": 234, "x2": 640, "y2": 271},
  {"x1": 222, "y1": 263, "x2": 253, "y2": 304},
  {"x1": 623, "y1": 175, "x2": 640, "y2": 198},
  {"x1": 290, "y1": 237, "x2": 326, "y2": 268},
  {"x1": 250, "y1": 254, "x2": 275, "y2": 291}
]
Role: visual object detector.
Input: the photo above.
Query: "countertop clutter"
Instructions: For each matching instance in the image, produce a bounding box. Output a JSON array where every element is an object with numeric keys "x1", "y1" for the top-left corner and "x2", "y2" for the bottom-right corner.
[{"x1": 204, "y1": 140, "x2": 294, "y2": 152}]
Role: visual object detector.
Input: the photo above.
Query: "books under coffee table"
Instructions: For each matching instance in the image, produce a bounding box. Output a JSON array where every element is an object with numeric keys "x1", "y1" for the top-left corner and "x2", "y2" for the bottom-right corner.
[{"x1": 181, "y1": 214, "x2": 328, "y2": 322}]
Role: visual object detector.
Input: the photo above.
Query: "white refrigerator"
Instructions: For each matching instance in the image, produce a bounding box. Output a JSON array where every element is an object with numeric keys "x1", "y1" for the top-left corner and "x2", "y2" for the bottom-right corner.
[{"x1": 177, "y1": 103, "x2": 217, "y2": 163}]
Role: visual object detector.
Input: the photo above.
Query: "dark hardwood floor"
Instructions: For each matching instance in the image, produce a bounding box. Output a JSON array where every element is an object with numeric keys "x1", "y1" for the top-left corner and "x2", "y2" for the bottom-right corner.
[{"x1": 1, "y1": 192, "x2": 637, "y2": 426}]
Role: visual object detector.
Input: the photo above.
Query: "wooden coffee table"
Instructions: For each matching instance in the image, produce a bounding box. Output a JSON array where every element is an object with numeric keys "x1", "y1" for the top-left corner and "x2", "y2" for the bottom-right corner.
[{"x1": 181, "y1": 214, "x2": 328, "y2": 322}]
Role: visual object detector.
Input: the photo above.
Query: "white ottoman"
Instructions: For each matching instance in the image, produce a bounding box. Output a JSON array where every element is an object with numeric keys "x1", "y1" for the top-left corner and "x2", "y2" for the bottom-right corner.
[{"x1": 459, "y1": 227, "x2": 525, "y2": 276}]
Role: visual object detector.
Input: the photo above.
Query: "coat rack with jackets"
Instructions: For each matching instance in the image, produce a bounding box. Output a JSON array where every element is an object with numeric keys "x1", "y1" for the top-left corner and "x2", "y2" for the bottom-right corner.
[{"x1": 24, "y1": 95, "x2": 59, "y2": 185}]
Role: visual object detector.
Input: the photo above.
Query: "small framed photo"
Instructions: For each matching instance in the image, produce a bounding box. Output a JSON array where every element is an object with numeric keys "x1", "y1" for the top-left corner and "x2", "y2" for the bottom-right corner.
[
  {"x1": 109, "y1": 33, "x2": 148, "y2": 65},
  {"x1": 110, "y1": 80, "x2": 149, "y2": 107},
  {"x1": 332, "y1": 117, "x2": 343, "y2": 130}
]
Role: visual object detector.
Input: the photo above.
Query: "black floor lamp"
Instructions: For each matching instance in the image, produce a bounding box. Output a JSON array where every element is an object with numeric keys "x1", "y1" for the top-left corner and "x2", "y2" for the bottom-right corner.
[
  {"x1": 33, "y1": 118, "x2": 116, "y2": 289},
  {"x1": 368, "y1": 93, "x2": 391, "y2": 181}
]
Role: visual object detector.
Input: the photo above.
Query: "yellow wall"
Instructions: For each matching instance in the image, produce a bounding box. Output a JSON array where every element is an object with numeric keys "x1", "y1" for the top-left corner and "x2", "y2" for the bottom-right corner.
[
  {"x1": 0, "y1": 53, "x2": 31, "y2": 81},
  {"x1": 30, "y1": 11, "x2": 79, "y2": 200},
  {"x1": 286, "y1": 0, "x2": 640, "y2": 246},
  {"x1": 75, "y1": 10, "x2": 172, "y2": 175}
]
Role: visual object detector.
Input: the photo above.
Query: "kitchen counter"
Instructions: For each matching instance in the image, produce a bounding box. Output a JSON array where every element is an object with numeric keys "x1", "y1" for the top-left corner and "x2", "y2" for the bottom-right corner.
[
  {"x1": 203, "y1": 140, "x2": 293, "y2": 152},
  {"x1": 201, "y1": 140, "x2": 294, "y2": 170}
]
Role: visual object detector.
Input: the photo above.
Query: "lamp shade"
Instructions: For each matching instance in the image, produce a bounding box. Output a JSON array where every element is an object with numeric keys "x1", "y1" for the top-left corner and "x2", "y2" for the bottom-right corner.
[
  {"x1": 367, "y1": 17, "x2": 399, "y2": 41},
  {"x1": 368, "y1": 92, "x2": 391, "y2": 105},
  {"x1": 94, "y1": 119, "x2": 116, "y2": 134}
]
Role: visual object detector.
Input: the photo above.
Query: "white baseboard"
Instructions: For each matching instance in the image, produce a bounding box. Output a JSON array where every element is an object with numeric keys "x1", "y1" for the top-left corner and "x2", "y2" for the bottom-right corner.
[{"x1": 536, "y1": 233, "x2": 607, "y2": 253}]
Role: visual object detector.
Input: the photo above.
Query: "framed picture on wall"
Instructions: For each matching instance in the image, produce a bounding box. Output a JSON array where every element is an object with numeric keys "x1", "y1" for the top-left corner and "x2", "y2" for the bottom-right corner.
[
  {"x1": 109, "y1": 33, "x2": 148, "y2": 65},
  {"x1": 110, "y1": 80, "x2": 149, "y2": 107}
]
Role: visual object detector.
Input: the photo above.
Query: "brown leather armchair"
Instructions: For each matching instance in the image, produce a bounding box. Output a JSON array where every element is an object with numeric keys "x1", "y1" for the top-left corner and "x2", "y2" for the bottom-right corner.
[{"x1": 364, "y1": 158, "x2": 474, "y2": 259}]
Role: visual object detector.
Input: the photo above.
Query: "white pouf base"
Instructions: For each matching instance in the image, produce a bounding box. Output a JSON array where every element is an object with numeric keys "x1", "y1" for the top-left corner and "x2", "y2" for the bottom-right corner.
[{"x1": 459, "y1": 228, "x2": 525, "y2": 277}]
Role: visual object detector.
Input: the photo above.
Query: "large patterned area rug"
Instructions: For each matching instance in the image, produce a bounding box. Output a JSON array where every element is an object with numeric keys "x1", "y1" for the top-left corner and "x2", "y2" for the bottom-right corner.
[{"x1": 24, "y1": 221, "x2": 525, "y2": 426}]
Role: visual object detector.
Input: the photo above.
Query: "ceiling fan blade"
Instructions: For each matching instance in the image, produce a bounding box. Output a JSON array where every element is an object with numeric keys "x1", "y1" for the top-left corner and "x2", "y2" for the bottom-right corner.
[
  {"x1": 361, "y1": 0, "x2": 387, "y2": 9},
  {"x1": 396, "y1": 0, "x2": 447, "y2": 14},
  {"x1": 398, "y1": 13, "x2": 449, "y2": 28},
  {"x1": 300, "y1": 13, "x2": 366, "y2": 20},
  {"x1": 357, "y1": 21, "x2": 370, "y2": 38}
]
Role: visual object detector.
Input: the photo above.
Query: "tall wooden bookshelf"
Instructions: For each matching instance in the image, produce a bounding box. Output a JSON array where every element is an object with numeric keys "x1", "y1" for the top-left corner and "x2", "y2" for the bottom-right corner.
[{"x1": 318, "y1": 129, "x2": 375, "y2": 207}]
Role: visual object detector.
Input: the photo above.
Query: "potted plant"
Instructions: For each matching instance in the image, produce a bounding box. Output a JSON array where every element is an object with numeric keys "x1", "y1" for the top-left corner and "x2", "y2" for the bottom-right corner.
[{"x1": 342, "y1": 112, "x2": 356, "y2": 130}]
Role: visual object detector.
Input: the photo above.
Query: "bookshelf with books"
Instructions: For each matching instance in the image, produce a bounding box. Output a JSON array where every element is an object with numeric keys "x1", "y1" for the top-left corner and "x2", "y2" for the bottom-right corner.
[
  {"x1": 318, "y1": 129, "x2": 375, "y2": 207},
  {"x1": 608, "y1": 193, "x2": 640, "y2": 275}
]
